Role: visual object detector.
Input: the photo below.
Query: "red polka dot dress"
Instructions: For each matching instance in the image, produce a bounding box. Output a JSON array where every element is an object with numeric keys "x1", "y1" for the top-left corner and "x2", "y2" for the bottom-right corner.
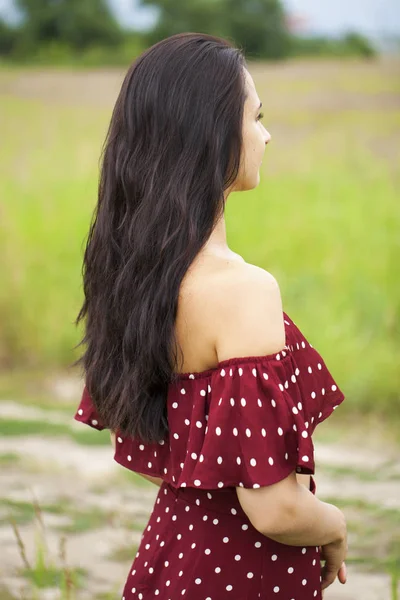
[{"x1": 74, "y1": 312, "x2": 345, "y2": 599}]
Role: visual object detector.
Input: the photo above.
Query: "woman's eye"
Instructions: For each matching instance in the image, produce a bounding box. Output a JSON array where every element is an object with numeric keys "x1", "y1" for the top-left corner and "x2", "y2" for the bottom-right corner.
[{"x1": 257, "y1": 112, "x2": 264, "y2": 121}]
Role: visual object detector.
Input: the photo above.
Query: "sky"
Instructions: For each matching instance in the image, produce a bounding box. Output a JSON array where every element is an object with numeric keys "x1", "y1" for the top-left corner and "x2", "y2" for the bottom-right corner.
[
  {"x1": 0, "y1": 0, "x2": 399, "y2": 39},
  {"x1": 284, "y1": 0, "x2": 399, "y2": 37}
]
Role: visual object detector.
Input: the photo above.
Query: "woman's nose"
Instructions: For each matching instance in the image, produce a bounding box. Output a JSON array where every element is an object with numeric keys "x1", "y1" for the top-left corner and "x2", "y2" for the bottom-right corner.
[{"x1": 265, "y1": 128, "x2": 271, "y2": 145}]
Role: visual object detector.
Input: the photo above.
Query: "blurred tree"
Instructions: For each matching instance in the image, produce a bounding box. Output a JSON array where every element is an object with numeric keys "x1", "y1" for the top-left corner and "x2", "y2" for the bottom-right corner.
[
  {"x1": 0, "y1": 0, "x2": 377, "y2": 63},
  {"x1": 0, "y1": 19, "x2": 19, "y2": 54},
  {"x1": 13, "y1": 0, "x2": 123, "y2": 53},
  {"x1": 342, "y1": 32, "x2": 376, "y2": 58},
  {"x1": 140, "y1": 0, "x2": 290, "y2": 59},
  {"x1": 139, "y1": 0, "x2": 225, "y2": 45},
  {"x1": 223, "y1": 0, "x2": 290, "y2": 59},
  {"x1": 289, "y1": 31, "x2": 377, "y2": 59}
]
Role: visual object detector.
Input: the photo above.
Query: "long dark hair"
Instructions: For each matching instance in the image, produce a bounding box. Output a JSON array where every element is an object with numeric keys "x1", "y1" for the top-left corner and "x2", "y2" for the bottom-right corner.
[{"x1": 75, "y1": 32, "x2": 248, "y2": 443}]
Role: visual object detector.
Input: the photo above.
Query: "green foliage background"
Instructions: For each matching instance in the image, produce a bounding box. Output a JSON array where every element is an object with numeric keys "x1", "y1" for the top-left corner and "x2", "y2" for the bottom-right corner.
[{"x1": 0, "y1": 0, "x2": 377, "y2": 64}]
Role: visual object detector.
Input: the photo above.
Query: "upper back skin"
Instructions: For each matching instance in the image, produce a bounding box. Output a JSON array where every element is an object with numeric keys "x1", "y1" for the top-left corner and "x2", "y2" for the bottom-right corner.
[{"x1": 173, "y1": 250, "x2": 285, "y2": 376}]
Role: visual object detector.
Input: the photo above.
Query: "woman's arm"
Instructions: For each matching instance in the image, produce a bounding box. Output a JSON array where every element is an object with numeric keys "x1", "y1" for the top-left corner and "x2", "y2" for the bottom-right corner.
[{"x1": 137, "y1": 473, "x2": 164, "y2": 487}]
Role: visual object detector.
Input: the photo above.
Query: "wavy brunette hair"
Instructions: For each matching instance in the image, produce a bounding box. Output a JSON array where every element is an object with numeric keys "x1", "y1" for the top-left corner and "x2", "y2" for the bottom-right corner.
[{"x1": 76, "y1": 32, "x2": 248, "y2": 444}]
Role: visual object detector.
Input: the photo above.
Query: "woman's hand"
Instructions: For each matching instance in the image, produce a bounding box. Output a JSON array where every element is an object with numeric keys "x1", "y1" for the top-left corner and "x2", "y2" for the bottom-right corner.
[
  {"x1": 319, "y1": 540, "x2": 348, "y2": 591},
  {"x1": 337, "y1": 561, "x2": 347, "y2": 584}
]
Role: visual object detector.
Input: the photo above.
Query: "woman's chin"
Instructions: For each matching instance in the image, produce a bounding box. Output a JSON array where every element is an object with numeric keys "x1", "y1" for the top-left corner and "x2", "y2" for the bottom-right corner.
[
  {"x1": 250, "y1": 170, "x2": 261, "y2": 190},
  {"x1": 235, "y1": 170, "x2": 261, "y2": 192}
]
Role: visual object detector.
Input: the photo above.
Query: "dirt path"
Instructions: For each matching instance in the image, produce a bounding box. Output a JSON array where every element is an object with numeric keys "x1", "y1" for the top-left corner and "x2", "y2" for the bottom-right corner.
[{"x1": 0, "y1": 401, "x2": 399, "y2": 599}]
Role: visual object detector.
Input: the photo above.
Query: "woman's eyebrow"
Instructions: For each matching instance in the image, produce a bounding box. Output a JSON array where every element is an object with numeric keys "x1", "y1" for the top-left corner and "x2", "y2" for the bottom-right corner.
[{"x1": 255, "y1": 101, "x2": 262, "y2": 114}]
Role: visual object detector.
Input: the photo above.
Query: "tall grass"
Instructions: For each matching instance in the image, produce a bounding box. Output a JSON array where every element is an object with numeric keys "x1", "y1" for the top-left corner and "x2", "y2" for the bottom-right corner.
[
  {"x1": 10, "y1": 495, "x2": 85, "y2": 598},
  {"x1": 1, "y1": 60, "x2": 399, "y2": 418}
]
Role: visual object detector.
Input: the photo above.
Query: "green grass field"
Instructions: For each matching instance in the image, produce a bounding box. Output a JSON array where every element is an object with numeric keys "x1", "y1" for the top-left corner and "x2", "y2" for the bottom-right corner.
[{"x1": 1, "y1": 58, "x2": 399, "y2": 419}]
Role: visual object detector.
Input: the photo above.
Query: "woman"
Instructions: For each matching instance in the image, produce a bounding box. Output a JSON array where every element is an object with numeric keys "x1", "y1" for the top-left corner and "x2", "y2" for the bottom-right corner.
[{"x1": 74, "y1": 32, "x2": 348, "y2": 600}]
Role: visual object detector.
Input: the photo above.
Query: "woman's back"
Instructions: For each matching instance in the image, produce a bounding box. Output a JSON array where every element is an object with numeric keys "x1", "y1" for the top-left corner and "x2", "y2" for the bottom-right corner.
[
  {"x1": 175, "y1": 251, "x2": 286, "y2": 377},
  {"x1": 174, "y1": 250, "x2": 246, "y2": 376}
]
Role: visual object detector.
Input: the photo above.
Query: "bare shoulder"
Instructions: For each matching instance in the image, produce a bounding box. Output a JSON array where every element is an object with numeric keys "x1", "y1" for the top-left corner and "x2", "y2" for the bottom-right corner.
[{"x1": 214, "y1": 262, "x2": 286, "y2": 362}]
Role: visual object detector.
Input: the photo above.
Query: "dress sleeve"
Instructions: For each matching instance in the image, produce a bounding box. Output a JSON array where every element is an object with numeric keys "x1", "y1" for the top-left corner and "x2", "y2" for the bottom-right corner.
[
  {"x1": 73, "y1": 357, "x2": 316, "y2": 491},
  {"x1": 74, "y1": 386, "x2": 106, "y2": 431},
  {"x1": 173, "y1": 357, "x2": 315, "y2": 490}
]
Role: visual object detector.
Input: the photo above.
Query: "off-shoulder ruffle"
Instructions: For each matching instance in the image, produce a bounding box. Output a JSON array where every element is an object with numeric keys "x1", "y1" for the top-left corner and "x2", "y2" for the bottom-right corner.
[
  {"x1": 74, "y1": 312, "x2": 345, "y2": 490},
  {"x1": 74, "y1": 385, "x2": 106, "y2": 430}
]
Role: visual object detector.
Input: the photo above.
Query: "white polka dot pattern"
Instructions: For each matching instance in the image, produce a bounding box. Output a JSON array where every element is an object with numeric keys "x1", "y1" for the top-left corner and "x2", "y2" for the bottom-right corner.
[
  {"x1": 74, "y1": 312, "x2": 344, "y2": 494},
  {"x1": 74, "y1": 387, "x2": 106, "y2": 430},
  {"x1": 74, "y1": 314, "x2": 338, "y2": 599},
  {"x1": 154, "y1": 357, "x2": 317, "y2": 489}
]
